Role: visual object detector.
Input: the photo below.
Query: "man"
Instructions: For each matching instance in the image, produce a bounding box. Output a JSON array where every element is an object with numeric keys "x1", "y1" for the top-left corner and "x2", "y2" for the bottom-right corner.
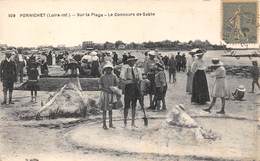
[
  {"x1": 175, "y1": 52, "x2": 182, "y2": 72},
  {"x1": 14, "y1": 48, "x2": 26, "y2": 83},
  {"x1": 112, "y1": 52, "x2": 118, "y2": 66},
  {"x1": 143, "y1": 51, "x2": 157, "y2": 110},
  {"x1": 181, "y1": 53, "x2": 187, "y2": 72},
  {"x1": 120, "y1": 56, "x2": 141, "y2": 128},
  {"x1": 0, "y1": 52, "x2": 17, "y2": 105}
]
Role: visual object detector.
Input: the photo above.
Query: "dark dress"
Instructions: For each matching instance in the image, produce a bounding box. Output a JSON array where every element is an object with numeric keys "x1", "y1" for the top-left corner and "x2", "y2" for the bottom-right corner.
[
  {"x1": 27, "y1": 68, "x2": 39, "y2": 91},
  {"x1": 191, "y1": 70, "x2": 210, "y2": 104}
]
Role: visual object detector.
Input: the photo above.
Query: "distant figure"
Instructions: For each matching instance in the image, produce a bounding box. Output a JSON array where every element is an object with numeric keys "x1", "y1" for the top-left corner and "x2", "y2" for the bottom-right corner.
[
  {"x1": 112, "y1": 52, "x2": 118, "y2": 66},
  {"x1": 162, "y1": 55, "x2": 169, "y2": 70},
  {"x1": 168, "y1": 55, "x2": 177, "y2": 84},
  {"x1": 154, "y1": 63, "x2": 167, "y2": 111},
  {"x1": 181, "y1": 53, "x2": 187, "y2": 72},
  {"x1": 47, "y1": 51, "x2": 52, "y2": 65},
  {"x1": 27, "y1": 61, "x2": 40, "y2": 103},
  {"x1": 204, "y1": 58, "x2": 226, "y2": 114},
  {"x1": 191, "y1": 50, "x2": 210, "y2": 105},
  {"x1": 14, "y1": 48, "x2": 26, "y2": 83},
  {"x1": 175, "y1": 52, "x2": 182, "y2": 72},
  {"x1": 40, "y1": 60, "x2": 49, "y2": 77},
  {"x1": 90, "y1": 51, "x2": 101, "y2": 78},
  {"x1": 250, "y1": 60, "x2": 260, "y2": 93},
  {"x1": 0, "y1": 52, "x2": 17, "y2": 105},
  {"x1": 186, "y1": 51, "x2": 196, "y2": 94},
  {"x1": 232, "y1": 85, "x2": 246, "y2": 100},
  {"x1": 122, "y1": 52, "x2": 128, "y2": 64},
  {"x1": 52, "y1": 52, "x2": 56, "y2": 65}
]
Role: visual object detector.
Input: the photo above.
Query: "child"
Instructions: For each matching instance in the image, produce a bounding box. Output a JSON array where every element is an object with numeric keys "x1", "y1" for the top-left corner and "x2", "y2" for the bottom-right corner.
[
  {"x1": 99, "y1": 62, "x2": 119, "y2": 129},
  {"x1": 204, "y1": 58, "x2": 226, "y2": 114},
  {"x1": 138, "y1": 73, "x2": 150, "y2": 109},
  {"x1": 250, "y1": 60, "x2": 260, "y2": 93},
  {"x1": 27, "y1": 62, "x2": 40, "y2": 103},
  {"x1": 154, "y1": 63, "x2": 167, "y2": 111}
]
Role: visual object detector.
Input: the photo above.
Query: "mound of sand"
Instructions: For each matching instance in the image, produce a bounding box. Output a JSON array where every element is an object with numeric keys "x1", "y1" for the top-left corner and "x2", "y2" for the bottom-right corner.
[{"x1": 37, "y1": 78, "x2": 100, "y2": 119}]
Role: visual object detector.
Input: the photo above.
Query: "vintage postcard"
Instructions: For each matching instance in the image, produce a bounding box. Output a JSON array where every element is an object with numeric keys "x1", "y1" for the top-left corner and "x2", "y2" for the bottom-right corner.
[{"x1": 0, "y1": 0, "x2": 259, "y2": 161}]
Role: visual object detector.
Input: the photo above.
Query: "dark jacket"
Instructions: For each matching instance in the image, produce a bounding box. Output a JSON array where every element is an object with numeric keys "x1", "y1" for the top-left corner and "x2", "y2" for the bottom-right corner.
[{"x1": 0, "y1": 59, "x2": 17, "y2": 82}]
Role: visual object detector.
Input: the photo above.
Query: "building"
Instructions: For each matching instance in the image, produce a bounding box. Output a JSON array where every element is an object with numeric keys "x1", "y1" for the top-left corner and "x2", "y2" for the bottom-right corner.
[{"x1": 82, "y1": 41, "x2": 94, "y2": 50}]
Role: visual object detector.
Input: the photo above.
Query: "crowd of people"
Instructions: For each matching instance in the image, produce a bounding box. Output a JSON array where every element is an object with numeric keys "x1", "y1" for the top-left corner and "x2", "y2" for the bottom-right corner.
[{"x1": 0, "y1": 48, "x2": 259, "y2": 129}]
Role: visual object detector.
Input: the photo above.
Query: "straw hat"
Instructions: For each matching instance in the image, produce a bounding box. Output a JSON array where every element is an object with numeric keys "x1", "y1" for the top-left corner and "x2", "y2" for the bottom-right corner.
[
  {"x1": 211, "y1": 58, "x2": 223, "y2": 66},
  {"x1": 90, "y1": 51, "x2": 97, "y2": 56},
  {"x1": 103, "y1": 62, "x2": 114, "y2": 70},
  {"x1": 127, "y1": 56, "x2": 138, "y2": 62},
  {"x1": 237, "y1": 85, "x2": 246, "y2": 92},
  {"x1": 148, "y1": 50, "x2": 156, "y2": 56}
]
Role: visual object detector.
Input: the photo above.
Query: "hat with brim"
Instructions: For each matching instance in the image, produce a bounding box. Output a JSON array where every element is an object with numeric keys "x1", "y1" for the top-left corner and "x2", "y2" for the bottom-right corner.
[
  {"x1": 90, "y1": 51, "x2": 97, "y2": 56},
  {"x1": 237, "y1": 85, "x2": 246, "y2": 92},
  {"x1": 127, "y1": 56, "x2": 138, "y2": 62},
  {"x1": 103, "y1": 63, "x2": 114, "y2": 70},
  {"x1": 148, "y1": 51, "x2": 156, "y2": 56},
  {"x1": 211, "y1": 58, "x2": 223, "y2": 66}
]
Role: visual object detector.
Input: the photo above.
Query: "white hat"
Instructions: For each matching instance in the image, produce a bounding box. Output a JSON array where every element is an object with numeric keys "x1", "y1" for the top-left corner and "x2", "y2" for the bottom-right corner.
[
  {"x1": 237, "y1": 85, "x2": 246, "y2": 92},
  {"x1": 103, "y1": 62, "x2": 114, "y2": 70},
  {"x1": 211, "y1": 58, "x2": 224, "y2": 66},
  {"x1": 148, "y1": 50, "x2": 156, "y2": 56},
  {"x1": 90, "y1": 51, "x2": 97, "y2": 56}
]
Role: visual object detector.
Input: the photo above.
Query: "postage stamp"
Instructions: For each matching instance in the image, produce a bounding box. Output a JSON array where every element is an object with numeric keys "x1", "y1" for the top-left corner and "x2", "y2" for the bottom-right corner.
[{"x1": 222, "y1": 0, "x2": 258, "y2": 44}]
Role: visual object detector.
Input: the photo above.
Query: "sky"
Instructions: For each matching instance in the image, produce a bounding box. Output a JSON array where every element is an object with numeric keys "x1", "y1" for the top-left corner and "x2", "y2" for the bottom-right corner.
[{"x1": 0, "y1": 0, "x2": 258, "y2": 47}]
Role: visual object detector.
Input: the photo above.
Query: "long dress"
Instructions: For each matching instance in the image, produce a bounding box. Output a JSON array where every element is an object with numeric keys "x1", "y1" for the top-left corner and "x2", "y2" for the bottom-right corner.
[
  {"x1": 191, "y1": 58, "x2": 210, "y2": 104},
  {"x1": 211, "y1": 66, "x2": 227, "y2": 98},
  {"x1": 186, "y1": 56, "x2": 194, "y2": 93}
]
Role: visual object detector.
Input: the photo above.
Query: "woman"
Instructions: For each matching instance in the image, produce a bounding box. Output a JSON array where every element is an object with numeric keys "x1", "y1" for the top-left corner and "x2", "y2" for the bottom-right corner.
[
  {"x1": 204, "y1": 58, "x2": 226, "y2": 114},
  {"x1": 191, "y1": 49, "x2": 210, "y2": 105},
  {"x1": 168, "y1": 55, "x2": 177, "y2": 84},
  {"x1": 186, "y1": 51, "x2": 196, "y2": 93}
]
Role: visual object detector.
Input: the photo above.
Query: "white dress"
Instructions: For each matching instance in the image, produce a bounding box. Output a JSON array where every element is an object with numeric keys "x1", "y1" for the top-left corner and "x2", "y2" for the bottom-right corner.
[{"x1": 211, "y1": 66, "x2": 227, "y2": 97}]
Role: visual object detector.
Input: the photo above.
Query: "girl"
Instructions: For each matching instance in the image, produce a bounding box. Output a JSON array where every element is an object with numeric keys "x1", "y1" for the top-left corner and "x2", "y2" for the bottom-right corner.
[
  {"x1": 99, "y1": 62, "x2": 119, "y2": 129},
  {"x1": 27, "y1": 59, "x2": 40, "y2": 103},
  {"x1": 204, "y1": 58, "x2": 226, "y2": 114},
  {"x1": 250, "y1": 60, "x2": 260, "y2": 93}
]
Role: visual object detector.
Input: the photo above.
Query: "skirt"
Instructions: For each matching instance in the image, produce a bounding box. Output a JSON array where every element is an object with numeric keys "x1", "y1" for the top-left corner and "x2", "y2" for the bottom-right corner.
[
  {"x1": 211, "y1": 78, "x2": 227, "y2": 98},
  {"x1": 186, "y1": 72, "x2": 194, "y2": 93},
  {"x1": 191, "y1": 70, "x2": 210, "y2": 104},
  {"x1": 27, "y1": 80, "x2": 40, "y2": 91},
  {"x1": 99, "y1": 91, "x2": 117, "y2": 111}
]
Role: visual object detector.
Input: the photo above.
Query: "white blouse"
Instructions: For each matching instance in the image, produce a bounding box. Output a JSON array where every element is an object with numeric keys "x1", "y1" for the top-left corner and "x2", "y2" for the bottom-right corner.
[{"x1": 191, "y1": 58, "x2": 206, "y2": 73}]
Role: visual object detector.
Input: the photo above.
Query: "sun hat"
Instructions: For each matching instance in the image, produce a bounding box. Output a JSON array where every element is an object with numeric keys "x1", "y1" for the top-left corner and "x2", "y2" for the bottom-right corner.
[
  {"x1": 148, "y1": 50, "x2": 156, "y2": 56},
  {"x1": 127, "y1": 56, "x2": 138, "y2": 62},
  {"x1": 237, "y1": 85, "x2": 246, "y2": 92},
  {"x1": 90, "y1": 51, "x2": 97, "y2": 56},
  {"x1": 103, "y1": 62, "x2": 114, "y2": 70},
  {"x1": 211, "y1": 58, "x2": 223, "y2": 66}
]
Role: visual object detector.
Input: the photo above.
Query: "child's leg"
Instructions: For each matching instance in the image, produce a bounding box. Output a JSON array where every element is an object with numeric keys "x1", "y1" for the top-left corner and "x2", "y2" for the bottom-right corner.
[
  {"x1": 251, "y1": 80, "x2": 255, "y2": 92},
  {"x1": 34, "y1": 90, "x2": 37, "y2": 102},
  {"x1": 109, "y1": 110, "x2": 115, "y2": 128},
  {"x1": 204, "y1": 97, "x2": 216, "y2": 112},
  {"x1": 124, "y1": 97, "x2": 130, "y2": 127},
  {"x1": 162, "y1": 97, "x2": 166, "y2": 110},
  {"x1": 169, "y1": 72, "x2": 171, "y2": 83},
  {"x1": 217, "y1": 97, "x2": 225, "y2": 114},
  {"x1": 102, "y1": 110, "x2": 108, "y2": 129},
  {"x1": 31, "y1": 90, "x2": 34, "y2": 102}
]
